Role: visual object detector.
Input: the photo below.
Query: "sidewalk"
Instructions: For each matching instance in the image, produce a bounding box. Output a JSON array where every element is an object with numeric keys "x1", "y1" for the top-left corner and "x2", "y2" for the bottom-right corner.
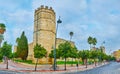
[{"x1": 0, "y1": 61, "x2": 109, "y2": 74}]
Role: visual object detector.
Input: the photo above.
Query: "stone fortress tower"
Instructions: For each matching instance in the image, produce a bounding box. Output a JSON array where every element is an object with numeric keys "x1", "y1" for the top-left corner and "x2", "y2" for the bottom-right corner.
[
  {"x1": 33, "y1": 5, "x2": 56, "y2": 47},
  {"x1": 28, "y1": 5, "x2": 56, "y2": 64}
]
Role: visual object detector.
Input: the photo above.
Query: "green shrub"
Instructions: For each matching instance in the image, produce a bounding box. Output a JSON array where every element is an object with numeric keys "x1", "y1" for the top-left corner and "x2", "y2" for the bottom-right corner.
[
  {"x1": 14, "y1": 59, "x2": 33, "y2": 64},
  {"x1": 57, "y1": 61, "x2": 83, "y2": 65},
  {"x1": 0, "y1": 54, "x2": 3, "y2": 60},
  {"x1": 0, "y1": 60, "x2": 2, "y2": 62}
]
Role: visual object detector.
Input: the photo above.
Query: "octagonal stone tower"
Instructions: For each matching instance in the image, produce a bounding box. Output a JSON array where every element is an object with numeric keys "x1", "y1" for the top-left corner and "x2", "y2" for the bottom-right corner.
[{"x1": 33, "y1": 5, "x2": 56, "y2": 63}]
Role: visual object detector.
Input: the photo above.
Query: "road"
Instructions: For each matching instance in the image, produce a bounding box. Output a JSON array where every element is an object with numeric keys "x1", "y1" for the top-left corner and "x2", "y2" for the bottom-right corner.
[
  {"x1": 68, "y1": 62, "x2": 120, "y2": 74},
  {"x1": 0, "y1": 71, "x2": 23, "y2": 74}
]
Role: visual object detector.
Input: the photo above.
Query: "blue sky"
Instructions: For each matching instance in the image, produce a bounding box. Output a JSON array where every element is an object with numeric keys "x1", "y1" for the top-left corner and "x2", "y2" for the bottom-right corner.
[{"x1": 0, "y1": 0, "x2": 120, "y2": 54}]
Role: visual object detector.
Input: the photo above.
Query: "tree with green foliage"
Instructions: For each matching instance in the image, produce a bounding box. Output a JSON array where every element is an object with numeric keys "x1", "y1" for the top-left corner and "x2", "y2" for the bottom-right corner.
[
  {"x1": 34, "y1": 43, "x2": 47, "y2": 71},
  {"x1": 16, "y1": 31, "x2": 28, "y2": 60},
  {"x1": 101, "y1": 53, "x2": 107, "y2": 61},
  {"x1": 78, "y1": 51, "x2": 84, "y2": 65},
  {"x1": 12, "y1": 52, "x2": 18, "y2": 58},
  {"x1": 0, "y1": 53, "x2": 2, "y2": 60},
  {"x1": 0, "y1": 41, "x2": 12, "y2": 58},
  {"x1": 108, "y1": 56, "x2": 116, "y2": 61},
  {"x1": 0, "y1": 41, "x2": 12, "y2": 69},
  {"x1": 87, "y1": 36, "x2": 93, "y2": 50},
  {"x1": 49, "y1": 49, "x2": 61, "y2": 59},
  {"x1": 83, "y1": 50, "x2": 89, "y2": 68},
  {"x1": 89, "y1": 50, "x2": 98, "y2": 66},
  {"x1": 58, "y1": 41, "x2": 72, "y2": 70},
  {"x1": 78, "y1": 50, "x2": 89, "y2": 68},
  {"x1": 49, "y1": 48, "x2": 61, "y2": 67},
  {"x1": 12, "y1": 52, "x2": 18, "y2": 61},
  {"x1": 96, "y1": 50, "x2": 106, "y2": 63},
  {"x1": 69, "y1": 46, "x2": 78, "y2": 66}
]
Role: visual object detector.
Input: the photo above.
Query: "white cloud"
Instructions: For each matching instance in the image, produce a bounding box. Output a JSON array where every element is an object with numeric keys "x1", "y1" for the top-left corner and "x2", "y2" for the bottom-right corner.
[
  {"x1": 1, "y1": 10, "x2": 34, "y2": 46},
  {"x1": 0, "y1": 19, "x2": 6, "y2": 24},
  {"x1": 6, "y1": 10, "x2": 33, "y2": 25}
]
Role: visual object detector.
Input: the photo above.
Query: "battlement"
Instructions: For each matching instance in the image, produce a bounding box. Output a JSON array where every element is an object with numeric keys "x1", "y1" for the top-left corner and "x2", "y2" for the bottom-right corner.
[{"x1": 35, "y1": 5, "x2": 55, "y2": 13}]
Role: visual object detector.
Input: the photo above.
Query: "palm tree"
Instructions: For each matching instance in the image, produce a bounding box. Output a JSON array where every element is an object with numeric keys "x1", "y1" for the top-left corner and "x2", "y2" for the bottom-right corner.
[
  {"x1": 0, "y1": 23, "x2": 6, "y2": 34},
  {"x1": 87, "y1": 36, "x2": 93, "y2": 50},
  {"x1": 92, "y1": 38, "x2": 97, "y2": 47},
  {"x1": 0, "y1": 23, "x2": 6, "y2": 47},
  {"x1": 69, "y1": 32, "x2": 74, "y2": 42},
  {"x1": 0, "y1": 34, "x2": 4, "y2": 47}
]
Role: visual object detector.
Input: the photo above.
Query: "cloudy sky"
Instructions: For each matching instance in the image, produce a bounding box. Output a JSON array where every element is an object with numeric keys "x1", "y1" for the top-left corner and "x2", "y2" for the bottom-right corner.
[{"x1": 0, "y1": 0, "x2": 120, "y2": 54}]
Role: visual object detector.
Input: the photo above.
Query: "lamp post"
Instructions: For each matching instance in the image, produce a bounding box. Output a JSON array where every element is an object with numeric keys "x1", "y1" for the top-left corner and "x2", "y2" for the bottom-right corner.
[{"x1": 53, "y1": 16, "x2": 62, "y2": 71}]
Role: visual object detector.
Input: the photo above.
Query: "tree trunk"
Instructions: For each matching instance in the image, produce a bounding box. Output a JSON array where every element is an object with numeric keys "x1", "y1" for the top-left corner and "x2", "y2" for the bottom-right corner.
[
  {"x1": 56, "y1": 59, "x2": 57, "y2": 69},
  {"x1": 78, "y1": 58, "x2": 79, "y2": 67},
  {"x1": 94, "y1": 59, "x2": 96, "y2": 66},
  {"x1": 71, "y1": 58, "x2": 73, "y2": 66},
  {"x1": 6, "y1": 58, "x2": 8, "y2": 69},
  {"x1": 82, "y1": 59, "x2": 84, "y2": 65},
  {"x1": 65, "y1": 57, "x2": 66, "y2": 70},
  {"x1": 35, "y1": 58, "x2": 38, "y2": 71},
  {"x1": 85, "y1": 59, "x2": 87, "y2": 68}
]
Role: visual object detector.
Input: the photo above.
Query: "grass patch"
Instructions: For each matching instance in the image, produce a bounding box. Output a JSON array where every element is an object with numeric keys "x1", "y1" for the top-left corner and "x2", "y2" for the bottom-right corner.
[
  {"x1": 14, "y1": 59, "x2": 47, "y2": 65},
  {"x1": 57, "y1": 61, "x2": 94, "y2": 65},
  {"x1": 14, "y1": 60, "x2": 94, "y2": 65},
  {"x1": 57, "y1": 61, "x2": 83, "y2": 65},
  {"x1": 14, "y1": 59, "x2": 33, "y2": 64}
]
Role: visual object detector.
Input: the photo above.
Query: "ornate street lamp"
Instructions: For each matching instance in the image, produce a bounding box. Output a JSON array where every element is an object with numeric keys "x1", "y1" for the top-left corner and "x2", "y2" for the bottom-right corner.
[{"x1": 53, "y1": 16, "x2": 62, "y2": 71}]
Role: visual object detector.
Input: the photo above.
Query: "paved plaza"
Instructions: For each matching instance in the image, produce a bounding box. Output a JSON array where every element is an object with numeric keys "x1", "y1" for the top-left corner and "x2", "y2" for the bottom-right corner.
[{"x1": 0, "y1": 60, "x2": 109, "y2": 74}]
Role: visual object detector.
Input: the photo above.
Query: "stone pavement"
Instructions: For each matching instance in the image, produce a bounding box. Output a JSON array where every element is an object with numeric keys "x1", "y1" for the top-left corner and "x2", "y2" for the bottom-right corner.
[{"x1": 0, "y1": 60, "x2": 108, "y2": 74}]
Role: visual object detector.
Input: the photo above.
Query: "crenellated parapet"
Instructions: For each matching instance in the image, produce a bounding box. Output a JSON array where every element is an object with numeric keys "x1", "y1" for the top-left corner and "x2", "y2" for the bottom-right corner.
[
  {"x1": 34, "y1": 5, "x2": 56, "y2": 25},
  {"x1": 35, "y1": 5, "x2": 55, "y2": 15}
]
